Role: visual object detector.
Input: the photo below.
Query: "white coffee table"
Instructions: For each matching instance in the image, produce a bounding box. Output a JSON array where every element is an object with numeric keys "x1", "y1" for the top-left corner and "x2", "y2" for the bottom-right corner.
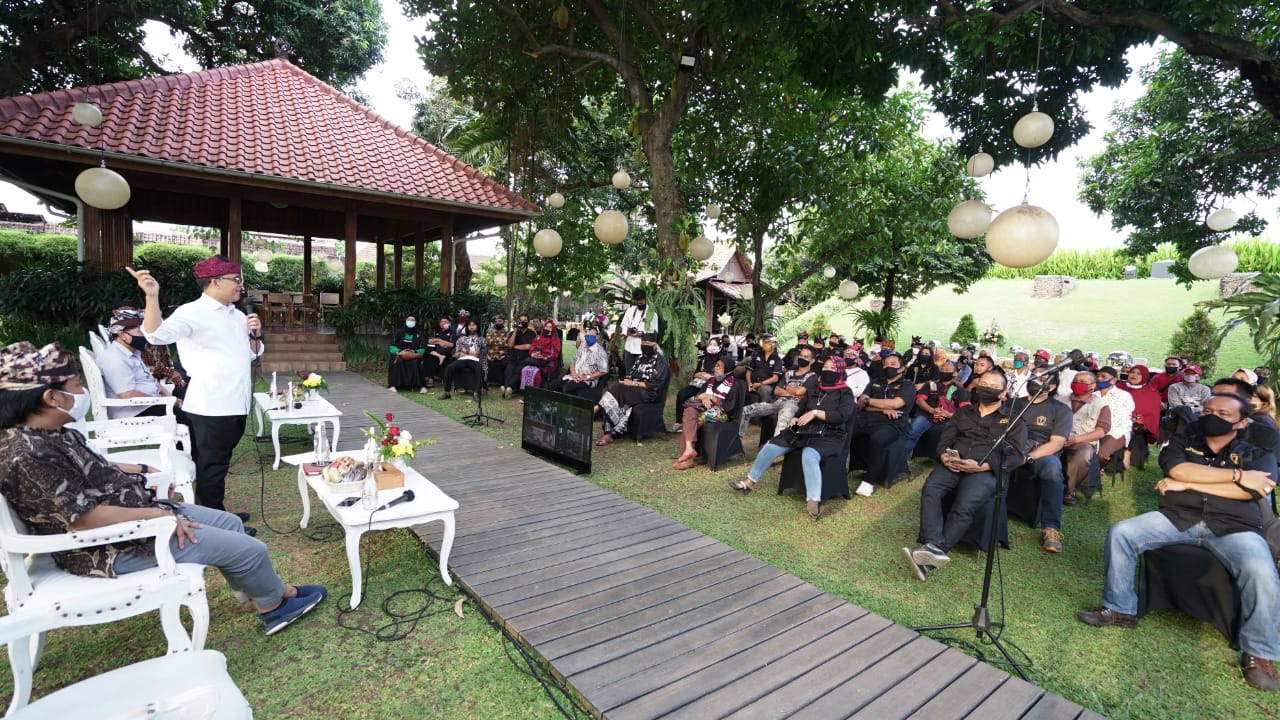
[
  {"x1": 253, "y1": 392, "x2": 342, "y2": 469},
  {"x1": 281, "y1": 450, "x2": 457, "y2": 608}
]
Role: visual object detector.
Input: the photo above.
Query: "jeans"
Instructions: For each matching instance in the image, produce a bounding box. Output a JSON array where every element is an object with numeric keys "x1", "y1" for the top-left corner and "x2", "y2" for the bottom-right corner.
[
  {"x1": 747, "y1": 442, "x2": 823, "y2": 501},
  {"x1": 903, "y1": 415, "x2": 933, "y2": 455},
  {"x1": 113, "y1": 504, "x2": 286, "y2": 608},
  {"x1": 919, "y1": 465, "x2": 997, "y2": 552},
  {"x1": 1027, "y1": 455, "x2": 1065, "y2": 530},
  {"x1": 1101, "y1": 512, "x2": 1280, "y2": 658}
]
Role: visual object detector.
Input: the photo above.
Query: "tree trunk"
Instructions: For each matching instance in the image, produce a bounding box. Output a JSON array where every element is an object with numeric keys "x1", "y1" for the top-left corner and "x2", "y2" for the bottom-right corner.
[
  {"x1": 455, "y1": 246, "x2": 473, "y2": 291},
  {"x1": 751, "y1": 225, "x2": 767, "y2": 333},
  {"x1": 641, "y1": 123, "x2": 686, "y2": 288},
  {"x1": 883, "y1": 269, "x2": 897, "y2": 315}
]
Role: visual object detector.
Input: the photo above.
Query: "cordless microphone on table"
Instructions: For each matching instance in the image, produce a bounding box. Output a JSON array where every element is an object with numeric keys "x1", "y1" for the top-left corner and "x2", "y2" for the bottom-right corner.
[{"x1": 373, "y1": 489, "x2": 415, "y2": 512}]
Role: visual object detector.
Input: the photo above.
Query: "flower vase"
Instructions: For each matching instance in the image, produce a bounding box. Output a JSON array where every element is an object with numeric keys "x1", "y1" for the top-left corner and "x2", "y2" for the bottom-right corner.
[
  {"x1": 307, "y1": 389, "x2": 319, "y2": 402},
  {"x1": 391, "y1": 457, "x2": 407, "y2": 470}
]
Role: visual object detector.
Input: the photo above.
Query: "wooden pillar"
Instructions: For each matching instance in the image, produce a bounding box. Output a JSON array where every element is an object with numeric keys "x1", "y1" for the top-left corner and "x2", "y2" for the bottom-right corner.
[
  {"x1": 343, "y1": 208, "x2": 357, "y2": 305},
  {"x1": 219, "y1": 227, "x2": 229, "y2": 257},
  {"x1": 706, "y1": 285, "x2": 714, "y2": 333},
  {"x1": 393, "y1": 242, "x2": 403, "y2": 289},
  {"x1": 375, "y1": 233, "x2": 386, "y2": 291},
  {"x1": 414, "y1": 225, "x2": 425, "y2": 289},
  {"x1": 302, "y1": 235, "x2": 313, "y2": 295},
  {"x1": 81, "y1": 206, "x2": 133, "y2": 270},
  {"x1": 227, "y1": 197, "x2": 242, "y2": 264},
  {"x1": 439, "y1": 216, "x2": 454, "y2": 294}
]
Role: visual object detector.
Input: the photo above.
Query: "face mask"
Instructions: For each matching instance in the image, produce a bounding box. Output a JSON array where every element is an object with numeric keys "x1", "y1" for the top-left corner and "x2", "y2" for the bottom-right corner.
[
  {"x1": 918, "y1": 353, "x2": 931, "y2": 362},
  {"x1": 1165, "y1": 366, "x2": 1179, "y2": 374},
  {"x1": 706, "y1": 344, "x2": 720, "y2": 355},
  {"x1": 542, "y1": 329, "x2": 553, "y2": 337},
  {"x1": 405, "y1": 320, "x2": 416, "y2": 329},
  {"x1": 1259, "y1": 375, "x2": 1270, "y2": 385},
  {"x1": 517, "y1": 321, "x2": 528, "y2": 328},
  {"x1": 1197, "y1": 414, "x2": 1237, "y2": 437},
  {"x1": 830, "y1": 339, "x2": 839, "y2": 346},
  {"x1": 1035, "y1": 360, "x2": 1049, "y2": 369},
  {"x1": 1070, "y1": 381, "x2": 1092, "y2": 395},
  {"x1": 762, "y1": 343, "x2": 774, "y2": 353},
  {"x1": 642, "y1": 344, "x2": 657, "y2": 357},
  {"x1": 493, "y1": 322, "x2": 504, "y2": 330},
  {"x1": 713, "y1": 372, "x2": 726, "y2": 382},
  {"x1": 1013, "y1": 360, "x2": 1025, "y2": 369},
  {"x1": 56, "y1": 390, "x2": 89, "y2": 422},
  {"x1": 1096, "y1": 379, "x2": 1113, "y2": 390},
  {"x1": 584, "y1": 335, "x2": 597, "y2": 347},
  {"x1": 1025, "y1": 380, "x2": 1046, "y2": 397},
  {"x1": 973, "y1": 386, "x2": 1002, "y2": 405},
  {"x1": 1183, "y1": 374, "x2": 1199, "y2": 384},
  {"x1": 795, "y1": 357, "x2": 811, "y2": 369},
  {"x1": 440, "y1": 323, "x2": 449, "y2": 330},
  {"x1": 883, "y1": 365, "x2": 902, "y2": 379},
  {"x1": 940, "y1": 372, "x2": 955, "y2": 382},
  {"x1": 127, "y1": 335, "x2": 148, "y2": 352},
  {"x1": 820, "y1": 370, "x2": 840, "y2": 385}
]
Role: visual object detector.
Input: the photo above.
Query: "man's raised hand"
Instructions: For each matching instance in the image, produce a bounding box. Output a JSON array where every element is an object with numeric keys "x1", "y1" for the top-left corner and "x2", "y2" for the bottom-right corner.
[{"x1": 124, "y1": 266, "x2": 159, "y2": 297}]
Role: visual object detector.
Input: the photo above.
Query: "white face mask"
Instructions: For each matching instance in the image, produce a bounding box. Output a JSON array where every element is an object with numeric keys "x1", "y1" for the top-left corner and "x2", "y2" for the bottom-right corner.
[
  {"x1": 56, "y1": 389, "x2": 90, "y2": 422},
  {"x1": 405, "y1": 320, "x2": 416, "y2": 328}
]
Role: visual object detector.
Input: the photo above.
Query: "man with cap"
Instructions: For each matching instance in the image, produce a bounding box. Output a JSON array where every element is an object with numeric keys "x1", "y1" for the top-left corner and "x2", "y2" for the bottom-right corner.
[
  {"x1": 112, "y1": 298, "x2": 187, "y2": 389},
  {"x1": 619, "y1": 288, "x2": 657, "y2": 377},
  {"x1": 94, "y1": 308, "x2": 183, "y2": 421},
  {"x1": 127, "y1": 257, "x2": 262, "y2": 519},
  {"x1": 782, "y1": 331, "x2": 812, "y2": 368},
  {"x1": 0, "y1": 341, "x2": 327, "y2": 635}
]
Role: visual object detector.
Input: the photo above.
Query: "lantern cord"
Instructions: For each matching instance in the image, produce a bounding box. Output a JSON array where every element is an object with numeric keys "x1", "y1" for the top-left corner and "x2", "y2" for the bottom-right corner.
[
  {"x1": 1030, "y1": 8, "x2": 1045, "y2": 111},
  {"x1": 1023, "y1": 148, "x2": 1033, "y2": 204}
]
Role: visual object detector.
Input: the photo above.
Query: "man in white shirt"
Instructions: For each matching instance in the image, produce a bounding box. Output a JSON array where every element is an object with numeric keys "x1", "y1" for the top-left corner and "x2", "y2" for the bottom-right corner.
[
  {"x1": 95, "y1": 309, "x2": 181, "y2": 420},
  {"x1": 128, "y1": 257, "x2": 263, "y2": 519},
  {"x1": 619, "y1": 288, "x2": 657, "y2": 376}
]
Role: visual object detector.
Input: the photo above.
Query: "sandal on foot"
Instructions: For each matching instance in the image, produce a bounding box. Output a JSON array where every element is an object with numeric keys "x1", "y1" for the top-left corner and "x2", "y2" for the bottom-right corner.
[
  {"x1": 728, "y1": 480, "x2": 753, "y2": 494},
  {"x1": 595, "y1": 435, "x2": 613, "y2": 446}
]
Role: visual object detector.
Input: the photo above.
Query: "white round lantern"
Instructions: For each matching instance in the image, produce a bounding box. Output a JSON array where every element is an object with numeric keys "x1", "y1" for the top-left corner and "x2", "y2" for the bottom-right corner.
[
  {"x1": 548, "y1": 192, "x2": 565, "y2": 209},
  {"x1": 253, "y1": 249, "x2": 274, "y2": 263},
  {"x1": 823, "y1": 267, "x2": 836, "y2": 279},
  {"x1": 74, "y1": 166, "x2": 131, "y2": 210},
  {"x1": 71, "y1": 102, "x2": 103, "y2": 128},
  {"x1": 548, "y1": 285, "x2": 558, "y2": 292},
  {"x1": 533, "y1": 228, "x2": 563, "y2": 257},
  {"x1": 718, "y1": 312, "x2": 732, "y2": 326},
  {"x1": 494, "y1": 273, "x2": 508, "y2": 288},
  {"x1": 966, "y1": 152, "x2": 994, "y2": 177},
  {"x1": 985, "y1": 204, "x2": 1059, "y2": 268},
  {"x1": 1013, "y1": 111, "x2": 1055, "y2": 148},
  {"x1": 688, "y1": 235, "x2": 714, "y2": 261},
  {"x1": 740, "y1": 285, "x2": 754, "y2": 301},
  {"x1": 326, "y1": 258, "x2": 343, "y2": 273},
  {"x1": 562, "y1": 290, "x2": 572, "y2": 297},
  {"x1": 611, "y1": 170, "x2": 631, "y2": 190},
  {"x1": 1206, "y1": 208, "x2": 1240, "y2": 232},
  {"x1": 837, "y1": 280, "x2": 860, "y2": 300},
  {"x1": 705, "y1": 203, "x2": 721, "y2": 220},
  {"x1": 594, "y1": 210, "x2": 629, "y2": 244},
  {"x1": 1188, "y1": 245, "x2": 1239, "y2": 279},
  {"x1": 947, "y1": 200, "x2": 992, "y2": 239},
  {"x1": 253, "y1": 260, "x2": 270, "y2": 273}
]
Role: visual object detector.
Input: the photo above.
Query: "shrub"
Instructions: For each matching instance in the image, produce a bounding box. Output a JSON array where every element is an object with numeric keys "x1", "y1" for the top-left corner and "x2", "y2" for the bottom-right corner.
[
  {"x1": 325, "y1": 286, "x2": 505, "y2": 337},
  {"x1": 0, "y1": 230, "x2": 77, "y2": 273},
  {"x1": 950, "y1": 313, "x2": 979, "y2": 345},
  {"x1": 133, "y1": 243, "x2": 212, "y2": 307},
  {"x1": 808, "y1": 312, "x2": 830, "y2": 339},
  {"x1": 1169, "y1": 308, "x2": 1221, "y2": 375}
]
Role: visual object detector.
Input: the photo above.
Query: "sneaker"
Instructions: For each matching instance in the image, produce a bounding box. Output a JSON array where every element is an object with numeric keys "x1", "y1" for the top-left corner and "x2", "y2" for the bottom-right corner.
[
  {"x1": 243, "y1": 525, "x2": 258, "y2": 537},
  {"x1": 1063, "y1": 489, "x2": 1078, "y2": 506},
  {"x1": 911, "y1": 544, "x2": 950, "y2": 569},
  {"x1": 902, "y1": 547, "x2": 930, "y2": 581},
  {"x1": 439, "y1": 393, "x2": 451, "y2": 400},
  {"x1": 1242, "y1": 654, "x2": 1279, "y2": 691},
  {"x1": 1041, "y1": 528, "x2": 1063, "y2": 553},
  {"x1": 419, "y1": 387, "x2": 429, "y2": 394},
  {"x1": 1076, "y1": 606, "x2": 1138, "y2": 628},
  {"x1": 292, "y1": 584, "x2": 329, "y2": 602},
  {"x1": 806, "y1": 500, "x2": 821, "y2": 521},
  {"x1": 259, "y1": 589, "x2": 326, "y2": 635},
  {"x1": 388, "y1": 385, "x2": 397, "y2": 392}
]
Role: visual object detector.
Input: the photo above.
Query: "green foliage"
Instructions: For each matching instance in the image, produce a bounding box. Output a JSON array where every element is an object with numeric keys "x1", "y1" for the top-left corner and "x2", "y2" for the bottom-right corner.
[
  {"x1": 1168, "y1": 308, "x2": 1222, "y2": 375},
  {"x1": 325, "y1": 287, "x2": 504, "y2": 337},
  {"x1": 1200, "y1": 273, "x2": 1280, "y2": 380},
  {"x1": 0, "y1": 316, "x2": 89, "y2": 351},
  {"x1": 847, "y1": 306, "x2": 902, "y2": 343},
  {"x1": 808, "y1": 313, "x2": 830, "y2": 340},
  {"x1": 0, "y1": 230, "x2": 76, "y2": 272},
  {"x1": 132, "y1": 243, "x2": 212, "y2": 307},
  {"x1": 0, "y1": 261, "x2": 138, "y2": 330},
  {"x1": 950, "y1": 313, "x2": 979, "y2": 345}
]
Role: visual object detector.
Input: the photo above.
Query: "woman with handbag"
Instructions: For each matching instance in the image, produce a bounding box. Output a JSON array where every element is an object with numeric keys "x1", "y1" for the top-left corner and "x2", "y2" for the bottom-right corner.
[
  {"x1": 729, "y1": 356, "x2": 857, "y2": 520},
  {"x1": 673, "y1": 357, "x2": 739, "y2": 470}
]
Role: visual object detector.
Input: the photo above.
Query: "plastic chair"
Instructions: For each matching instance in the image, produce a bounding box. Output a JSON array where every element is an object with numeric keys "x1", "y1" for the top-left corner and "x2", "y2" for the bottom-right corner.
[
  {"x1": 78, "y1": 347, "x2": 191, "y2": 454},
  {"x1": 778, "y1": 413, "x2": 858, "y2": 501},
  {"x1": 0, "y1": 495, "x2": 208, "y2": 714},
  {"x1": 628, "y1": 375, "x2": 672, "y2": 443},
  {"x1": 696, "y1": 381, "x2": 747, "y2": 471}
]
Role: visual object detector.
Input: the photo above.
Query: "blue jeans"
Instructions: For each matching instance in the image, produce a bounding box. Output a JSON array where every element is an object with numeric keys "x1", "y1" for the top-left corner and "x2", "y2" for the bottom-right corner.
[
  {"x1": 903, "y1": 415, "x2": 933, "y2": 455},
  {"x1": 1027, "y1": 455, "x2": 1064, "y2": 530},
  {"x1": 1101, "y1": 511, "x2": 1280, "y2": 658},
  {"x1": 747, "y1": 442, "x2": 823, "y2": 501},
  {"x1": 114, "y1": 503, "x2": 287, "y2": 608}
]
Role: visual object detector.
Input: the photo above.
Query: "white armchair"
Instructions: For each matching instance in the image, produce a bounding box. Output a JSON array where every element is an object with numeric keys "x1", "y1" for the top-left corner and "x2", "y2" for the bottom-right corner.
[
  {"x1": 77, "y1": 346, "x2": 191, "y2": 455},
  {"x1": 86, "y1": 331, "x2": 106, "y2": 356},
  {"x1": 0, "y1": 494, "x2": 209, "y2": 715},
  {"x1": 69, "y1": 416, "x2": 196, "y2": 503}
]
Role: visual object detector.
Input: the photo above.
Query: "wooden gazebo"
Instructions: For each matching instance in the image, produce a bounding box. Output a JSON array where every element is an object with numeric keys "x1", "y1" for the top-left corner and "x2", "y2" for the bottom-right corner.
[{"x1": 0, "y1": 59, "x2": 538, "y2": 300}]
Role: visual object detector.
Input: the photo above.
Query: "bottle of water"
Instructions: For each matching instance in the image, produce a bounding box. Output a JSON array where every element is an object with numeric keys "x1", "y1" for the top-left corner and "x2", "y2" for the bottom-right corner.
[
  {"x1": 361, "y1": 466, "x2": 378, "y2": 510},
  {"x1": 269, "y1": 371, "x2": 278, "y2": 399}
]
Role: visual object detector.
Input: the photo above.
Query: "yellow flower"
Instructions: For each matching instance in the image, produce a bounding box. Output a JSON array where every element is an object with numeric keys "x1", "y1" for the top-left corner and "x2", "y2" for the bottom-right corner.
[
  {"x1": 391, "y1": 443, "x2": 412, "y2": 457},
  {"x1": 303, "y1": 377, "x2": 321, "y2": 388}
]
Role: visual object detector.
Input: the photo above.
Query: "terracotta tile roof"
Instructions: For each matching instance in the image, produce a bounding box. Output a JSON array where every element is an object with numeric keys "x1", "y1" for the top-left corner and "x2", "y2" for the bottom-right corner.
[{"x1": 0, "y1": 59, "x2": 538, "y2": 215}]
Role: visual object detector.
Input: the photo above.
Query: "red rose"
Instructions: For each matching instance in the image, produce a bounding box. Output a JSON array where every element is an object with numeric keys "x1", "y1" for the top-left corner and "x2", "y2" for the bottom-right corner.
[
  {"x1": 385, "y1": 413, "x2": 394, "y2": 422},
  {"x1": 381, "y1": 438, "x2": 390, "y2": 445},
  {"x1": 389, "y1": 426, "x2": 400, "y2": 437}
]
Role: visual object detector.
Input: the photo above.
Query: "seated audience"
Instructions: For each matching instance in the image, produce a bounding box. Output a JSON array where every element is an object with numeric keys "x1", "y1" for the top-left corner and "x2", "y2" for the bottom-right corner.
[
  {"x1": 1119, "y1": 364, "x2": 1161, "y2": 468},
  {"x1": 1150, "y1": 356, "x2": 1183, "y2": 405},
  {"x1": 1095, "y1": 366, "x2": 1135, "y2": 471},
  {"x1": 1211, "y1": 377, "x2": 1280, "y2": 457},
  {"x1": 484, "y1": 315, "x2": 509, "y2": 388},
  {"x1": 95, "y1": 309, "x2": 183, "y2": 420},
  {"x1": 1255, "y1": 366, "x2": 1271, "y2": 387},
  {"x1": 672, "y1": 337, "x2": 732, "y2": 429},
  {"x1": 673, "y1": 357, "x2": 740, "y2": 470},
  {"x1": 439, "y1": 318, "x2": 487, "y2": 401},
  {"x1": 421, "y1": 317, "x2": 457, "y2": 390},
  {"x1": 1164, "y1": 363, "x2": 1210, "y2": 439},
  {"x1": 113, "y1": 299, "x2": 186, "y2": 390},
  {"x1": 729, "y1": 356, "x2": 857, "y2": 521},
  {"x1": 782, "y1": 331, "x2": 813, "y2": 368},
  {"x1": 1006, "y1": 349, "x2": 1034, "y2": 398},
  {"x1": 904, "y1": 344, "x2": 939, "y2": 387},
  {"x1": 843, "y1": 346, "x2": 870, "y2": 398},
  {"x1": 518, "y1": 319, "x2": 561, "y2": 390},
  {"x1": 954, "y1": 348, "x2": 975, "y2": 386},
  {"x1": 1076, "y1": 393, "x2": 1279, "y2": 692},
  {"x1": 903, "y1": 359, "x2": 967, "y2": 458},
  {"x1": 963, "y1": 354, "x2": 996, "y2": 394},
  {"x1": 1256, "y1": 384, "x2": 1277, "y2": 425},
  {"x1": 547, "y1": 326, "x2": 609, "y2": 402},
  {"x1": 739, "y1": 345, "x2": 817, "y2": 438},
  {"x1": 743, "y1": 334, "x2": 784, "y2": 403},
  {"x1": 904, "y1": 370, "x2": 1027, "y2": 579},
  {"x1": 1011, "y1": 372, "x2": 1072, "y2": 552},
  {"x1": 595, "y1": 333, "x2": 669, "y2": 444},
  {"x1": 387, "y1": 315, "x2": 426, "y2": 393},
  {"x1": 0, "y1": 341, "x2": 327, "y2": 635},
  {"x1": 502, "y1": 314, "x2": 536, "y2": 398},
  {"x1": 1062, "y1": 371, "x2": 1110, "y2": 505},
  {"x1": 850, "y1": 353, "x2": 916, "y2": 486}
]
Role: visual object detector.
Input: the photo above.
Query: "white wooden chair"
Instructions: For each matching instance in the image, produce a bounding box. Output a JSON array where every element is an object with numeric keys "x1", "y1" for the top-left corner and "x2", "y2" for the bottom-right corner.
[
  {"x1": 0, "y1": 495, "x2": 209, "y2": 715},
  {"x1": 69, "y1": 417, "x2": 196, "y2": 503},
  {"x1": 0, "y1": 598, "x2": 247, "y2": 719},
  {"x1": 86, "y1": 331, "x2": 106, "y2": 356},
  {"x1": 78, "y1": 347, "x2": 191, "y2": 455}
]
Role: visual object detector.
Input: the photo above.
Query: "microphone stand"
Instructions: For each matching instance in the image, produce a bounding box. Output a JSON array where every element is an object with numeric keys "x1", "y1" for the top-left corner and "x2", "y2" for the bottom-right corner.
[
  {"x1": 461, "y1": 369, "x2": 503, "y2": 427},
  {"x1": 911, "y1": 380, "x2": 1053, "y2": 682}
]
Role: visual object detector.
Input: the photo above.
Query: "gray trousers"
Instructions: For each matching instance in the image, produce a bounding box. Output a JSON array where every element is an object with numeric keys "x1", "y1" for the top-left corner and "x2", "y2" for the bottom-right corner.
[
  {"x1": 739, "y1": 397, "x2": 801, "y2": 438},
  {"x1": 114, "y1": 503, "x2": 286, "y2": 607}
]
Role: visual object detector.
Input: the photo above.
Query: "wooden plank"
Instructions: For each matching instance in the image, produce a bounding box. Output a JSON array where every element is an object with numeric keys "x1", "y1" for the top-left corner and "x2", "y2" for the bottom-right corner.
[
  {"x1": 446, "y1": 501, "x2": 654, "y2": 557},
  {"x1": 789, "y1": 636, "x2": 946, "y2": 718},
  {"x1": 446, "y1": 507, "x2": 673, "y2": 569},
  {"x1": 963, "y1": 672, "x2": 1046, "y2": 720},
  {"x1": 848, "y1": 644, "x2": 978, "y2": 719},
  {"x1": 906, "y1": 663, "x2": 1012, "y2": 720},
  {"x1": 1020, "y1": 693, "x2": 1090, "y2": 720}
]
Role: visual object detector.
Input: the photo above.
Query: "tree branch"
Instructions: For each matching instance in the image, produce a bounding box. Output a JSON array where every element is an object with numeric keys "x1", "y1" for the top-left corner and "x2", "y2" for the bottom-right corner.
[
  {"x1": 770, "y1": 260, "x2": 825, "y2": 298},
  {"x1": 629, "y1": 3, "x2": 678, "y2": 61}
]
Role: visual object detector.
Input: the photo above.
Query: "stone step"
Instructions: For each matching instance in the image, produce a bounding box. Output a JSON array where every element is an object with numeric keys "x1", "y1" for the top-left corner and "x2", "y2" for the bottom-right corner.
[
  {"x1": 259, "y1": 359, "x2": 347, "y2": 372},
  {"x1": 262, "y1": 333, "x2": 339, "y2": 346},
  {"x1": 261, "y1": 350, "x2": 344, "y2": 362}
]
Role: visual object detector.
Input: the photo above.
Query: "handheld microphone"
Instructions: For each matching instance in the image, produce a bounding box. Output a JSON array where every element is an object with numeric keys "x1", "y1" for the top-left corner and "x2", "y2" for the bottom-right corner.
[
  {"x1": 241, "y1": 295, "x2": 256, "y2": 318},
  {"x1": 373, "y1": 489, "x2": 415, "y2": 512},
  {"x1": 1032, "y1": 349, "x2": 1086, "y2": 379}
]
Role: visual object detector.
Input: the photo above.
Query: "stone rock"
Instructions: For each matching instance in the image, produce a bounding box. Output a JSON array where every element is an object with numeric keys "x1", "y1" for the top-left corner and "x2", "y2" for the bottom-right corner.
[
  {"x1": 1219, "y1": 272, "x2": 1259, "y2": 298},
  {"x1": 1123, "y1": 265, "x2": 1137, "y2": 280},
  {"x1": 868, "y1": 299, "x2": 910, "y2": 312},
  {"x1": 1032, "y1": 275, "x2": 1076, "y2": 298},
  {"x1": 1150, "y1": 260, "x2": 1174, "y2": 278}
]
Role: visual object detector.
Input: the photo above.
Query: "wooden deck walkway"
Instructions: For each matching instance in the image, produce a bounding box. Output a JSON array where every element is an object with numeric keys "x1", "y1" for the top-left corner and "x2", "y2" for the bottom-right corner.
[{"x1": 316, "y1": 372, "x2": 1103, "y2": 720}]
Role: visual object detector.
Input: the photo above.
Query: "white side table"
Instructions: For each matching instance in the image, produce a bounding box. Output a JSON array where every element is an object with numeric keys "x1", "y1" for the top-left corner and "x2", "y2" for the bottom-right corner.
[
  {"x1": 253, "y1": 393, "x2": 342, "y2": 469},
  {"x1": 280, "y1": 450, "x2": 457, "y2": 608}
]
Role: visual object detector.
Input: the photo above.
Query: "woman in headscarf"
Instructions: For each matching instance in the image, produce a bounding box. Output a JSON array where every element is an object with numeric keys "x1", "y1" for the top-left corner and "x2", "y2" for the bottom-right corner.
[
  {"x1": 1118, "y1": 364, "x2": 1160, "y2": 470},
  {"x1": 673, "y1": 357, "x2": 739, "y2": 470},
  {"x1": 595, "y1": 333, "x2": 670, "y2": 444},
  {"x1": 518, "y1": 319, "x2": 562, "y2": 390},
  {"x1": 387, "y1": 315, "x2": 426, "y2": 393},
  {"x1": 729, "y1": 356, "x2": 857, "y2": 521}
]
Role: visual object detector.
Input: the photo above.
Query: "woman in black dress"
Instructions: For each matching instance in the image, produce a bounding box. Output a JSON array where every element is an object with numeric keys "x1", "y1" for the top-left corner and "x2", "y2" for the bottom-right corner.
[{"x1": 387, "y1": 316, "x2": 425, "y2": 392}]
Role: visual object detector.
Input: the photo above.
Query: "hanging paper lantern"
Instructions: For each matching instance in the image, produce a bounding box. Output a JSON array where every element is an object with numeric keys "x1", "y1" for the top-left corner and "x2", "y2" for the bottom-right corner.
[
  {"x1": 1206, "y1": 208, "x2": 1240, "y2": 232},
  {"x1": 688, "y1": 235, "x2": 714, "y2": 261},
  {"x1": 966, "y1": 152, "x2": 994, "y2": 177},
  {"x1": 71, "y1": 102, "x2": 103, "y2": 128},
  {"x1": 1012, "y1": 111, "x2": 1055, "y2": 148},
  {"x1": 253, "y1": 261, "x2": 270, "y2": 273},
  {"x1": 947, "y1": 200, "x2": 992, "y2": 239},
  {"x1": 74, "y1": 165, "x2": 131, "y2": 210},
  {"x1": 705, "y1": 203, "x2": 721, "y2": 220},
  {"x1": 718, "y1": 312, "x2": 732, "y2": 326},
  {"x1": 548, "y1": 192, "x2": 565, "y2": 209},
  {"x1": 594, "y1": 210, "x2": 628, "y2": 244},
  {"x1": 562, "y1": 290, "x2": 572, "y2": 297},
  {"x1": 533, "y1": 228, "x2": 563, "y2": 257},
  {"x1": 326, "y1": 258, "x2": 343, "y2": 273},
  {"x1": 838, "y1": 280, "x2": 860, "y2": 300},
  {"x1": 494, "y1": 273, "x2": 508, "y2": 288},
  {"x1": 253, "y1": 249, "x2": 274, "y2": 263},
  {"x1": 823, "y1": 267, "x2": 836, "y2": 279},
  {"x1": 548, "y1": 285, "x2": 558, "y2": 292},
  {"x1": 611, "y1": 170, "x2": 631, "y2": 190},
  {"x1": 985, "y1": 204, "x2": 1059, "y2": 268},
  {"x1": 1188, "y1": 245, "x2": 1239, "y2": 279}
]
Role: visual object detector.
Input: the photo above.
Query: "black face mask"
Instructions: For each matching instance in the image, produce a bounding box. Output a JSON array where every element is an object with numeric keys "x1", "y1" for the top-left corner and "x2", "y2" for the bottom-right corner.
[
  {"x1": 973, "y1": 386, "x2": 1003, "y2": 405},
  {"x1": 794, "y1": 357, "x2": 811, "y2": 369},
  {"x1": 542, "y1": 329, "x2": 553, "y2": 337},
  {"x1": 1197, "y1": 414, "x2": 1237, "y2": 437},
  {"x1": 918, "y1": 354, "x2": 931, "y2": 363},
  {"x1": 641, "y1": 344, "x2": 657, "y2": 357},
  {"x1": 493, "y1": 322, "x2": 504, "y2": 330},
  {"x1": 939, "y1": 372, "x2": 954, "y2": 382},
  {"x1": 1165, "y1": 365, "x2": 1179, "y2": 374},
  {"x1": 883, "y1": 365, "x2": 902, "y2": 379},
  {"x1": 820, "y1": 370, "x2": 840, "y2": 385},
  {"x1": 127, "y1": 335, "x2": 148, "y2": 352},
  {"x1": 517, "y1": 321, "x2": 528, "y2": 329},
  {"x1": 1025, "y1": 380, "x2": 1051, "y2": 397}
]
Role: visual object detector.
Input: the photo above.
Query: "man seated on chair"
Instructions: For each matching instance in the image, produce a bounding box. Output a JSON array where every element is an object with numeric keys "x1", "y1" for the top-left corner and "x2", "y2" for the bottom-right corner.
[
  {"x1": 905, "y1": 369, "x2": 1026, "y2": 580},
  {"x1": 1062, "y1": 371, "x2": 1111, "y2": 506},
  {"x1": 96, "y1": 309, "x2": 185, "y2": 422},
  {"x1": 1212, "y1": 377, "x2": 1280, "y2": 457},
  {"x1": 546, "y1": 325, "x2": 609, "y2": 402},
  {"x1": 849, "y1": 352, "x2": 916, "y2": 487},
  {"x1": 112, "y1": 299, "x2": 187, "y2": 391},
  {"x1": 1010, "y1": 372, "x2": 1072, "y2": 553},
  {"x1": 595, "y1": 333, "x2": 669, "y2": 445},
  {"x1": 484, "y1": 315, "x2": 509, "y2": 389},
  {"x1": 1076, "y1": 392, "x2": 1280, "y2": 692},
  {"x1": 738, "y1": 345, "x2": 817, "y2": 440},
  {"x1": 0, "y1": 341, "x2": 327, "y2": 636},
  {"x1": 742, "y1": 334, "x2": 784, "y2": 404}
]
